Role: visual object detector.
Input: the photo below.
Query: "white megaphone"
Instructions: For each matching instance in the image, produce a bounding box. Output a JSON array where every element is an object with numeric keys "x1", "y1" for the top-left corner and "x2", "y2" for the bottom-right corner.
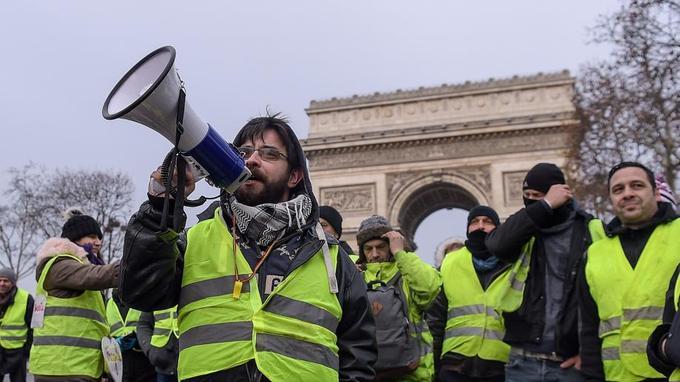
[{"x1": 102, "y1": 46, "x2": 250, "y2": 193}]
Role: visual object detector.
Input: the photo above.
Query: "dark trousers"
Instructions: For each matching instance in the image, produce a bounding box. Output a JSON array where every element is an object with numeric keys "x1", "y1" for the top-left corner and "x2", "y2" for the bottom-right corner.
[
  {"x1": 438, "y1": 368, "x2": 504, "y2": 382},
  {"x1": 0, "y1": 360, "x2": 26, "y2": 382}
]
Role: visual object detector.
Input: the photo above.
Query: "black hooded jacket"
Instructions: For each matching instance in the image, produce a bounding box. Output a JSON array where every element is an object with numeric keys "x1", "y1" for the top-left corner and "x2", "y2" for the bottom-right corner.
[
  {"x1": 119, "y1": 123, "x2": 377, "y2": 382},
  {"x1": 485, "y1": 200, "x2": 597, "y2": 358},
  {"x1": 579, "y1": 202, "x2": 677, "y2": 381}
]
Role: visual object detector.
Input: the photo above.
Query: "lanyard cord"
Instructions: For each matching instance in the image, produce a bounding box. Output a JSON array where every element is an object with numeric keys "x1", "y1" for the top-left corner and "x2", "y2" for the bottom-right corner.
[{"x1": 231, "y1": 214, "x2": 277, "y2": 285}]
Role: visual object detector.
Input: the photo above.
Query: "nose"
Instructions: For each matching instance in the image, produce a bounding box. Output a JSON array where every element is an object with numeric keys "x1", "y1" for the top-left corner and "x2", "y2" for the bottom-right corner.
[{"x1": 244, "y1": 151, "x2": 262, "y2": 168}]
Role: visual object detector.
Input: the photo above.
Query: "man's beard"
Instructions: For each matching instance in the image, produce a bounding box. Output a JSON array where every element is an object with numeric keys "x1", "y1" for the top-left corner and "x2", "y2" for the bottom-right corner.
[{"x1": 234, "y1": 169, "x2": 290, "y2": 206}]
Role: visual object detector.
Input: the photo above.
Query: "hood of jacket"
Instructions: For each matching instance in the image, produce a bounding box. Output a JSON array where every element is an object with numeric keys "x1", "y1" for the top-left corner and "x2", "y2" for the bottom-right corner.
[{"x1": 36, "y1": 237, "x2": 88, "y2": 265}]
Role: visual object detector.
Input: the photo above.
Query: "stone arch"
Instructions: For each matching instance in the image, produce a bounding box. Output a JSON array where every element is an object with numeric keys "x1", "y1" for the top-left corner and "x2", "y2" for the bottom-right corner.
[{"x1": 388, "y1": 172, "x2": 490, "y2": 240}]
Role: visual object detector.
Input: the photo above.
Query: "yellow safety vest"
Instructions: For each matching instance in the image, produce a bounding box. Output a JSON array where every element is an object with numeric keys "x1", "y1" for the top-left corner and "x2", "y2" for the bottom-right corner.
[
  {"x1": 105, "y1": 298, "x2": 142, "y2": 338},
  {"x1": 177, "y1": 208, "x2": 342, "y2": 381},
  {"x1": 0, "y1": 288, "x2": 30, "y2": 349},
  {"x1": 150, "y1": 306, "x2": 178, "y2": 348},
  {"x1": 585, "y1": 218, "x2": 680, "y2": 381},
  {"x1": 440, "y1": 247, "x2": 511, "y2": 363},
  {"x1": 499, "y1": 218, "x2": 605, "y2": 313},
  {"x1": 29, "y1": 254, "x2": 109, "y2": 378}
]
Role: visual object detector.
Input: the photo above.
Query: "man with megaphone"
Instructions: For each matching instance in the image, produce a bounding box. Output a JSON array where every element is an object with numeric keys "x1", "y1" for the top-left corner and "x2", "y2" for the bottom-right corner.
[{"x1": 118, "y1": 115, "x2": 378, "y2": 382}]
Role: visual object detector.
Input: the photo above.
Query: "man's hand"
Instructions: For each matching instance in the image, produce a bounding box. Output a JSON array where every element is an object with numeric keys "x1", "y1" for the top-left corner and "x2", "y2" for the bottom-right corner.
[
  {"x1": 148, "y1": 164, "x2": 196, "y2": 198},
  {"x1": 543, "y1": 184, "x2": 573, "y2": 209},
  {"x1": 382, "y1": 231, "x2": 405, "y2": 255},
  {"x1": 560, "y1": 354, "x2": 581, "y2": 370}
]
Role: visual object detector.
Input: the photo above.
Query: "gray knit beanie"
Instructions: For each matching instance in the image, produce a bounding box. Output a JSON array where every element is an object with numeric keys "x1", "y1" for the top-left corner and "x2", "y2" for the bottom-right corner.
[
  {"x1": 0, "y1": 268, "x2": 17, "y2": 285},
  {"x1": 356, "y1": 215, "x2": 393, "y2": 263}
]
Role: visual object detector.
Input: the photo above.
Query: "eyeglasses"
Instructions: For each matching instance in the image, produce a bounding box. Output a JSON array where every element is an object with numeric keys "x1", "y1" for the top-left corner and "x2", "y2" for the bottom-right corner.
[{"x1": 237, "y1": 146, "x2": 287, "y2": 162}]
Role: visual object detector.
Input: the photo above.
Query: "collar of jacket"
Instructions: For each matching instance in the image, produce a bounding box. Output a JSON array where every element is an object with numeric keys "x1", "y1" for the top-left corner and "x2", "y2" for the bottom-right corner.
[{"x1": 364, "y1": 260, "x2": 398, "y2": 283}]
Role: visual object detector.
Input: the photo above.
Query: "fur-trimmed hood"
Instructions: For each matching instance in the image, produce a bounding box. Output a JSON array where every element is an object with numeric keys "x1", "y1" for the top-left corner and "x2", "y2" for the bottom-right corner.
[{"x1": 36, "y1": 237, "x2": 88, "y2": 265}]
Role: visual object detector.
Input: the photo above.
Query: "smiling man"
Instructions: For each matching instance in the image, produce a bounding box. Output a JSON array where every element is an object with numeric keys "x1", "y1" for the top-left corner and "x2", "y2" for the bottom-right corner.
[
  {"x1": 119, "y1": 114, "x2": 376, "y2": 382},
  {"x1": 578, "y1": 162, "x2": 680, "y2": 381}
]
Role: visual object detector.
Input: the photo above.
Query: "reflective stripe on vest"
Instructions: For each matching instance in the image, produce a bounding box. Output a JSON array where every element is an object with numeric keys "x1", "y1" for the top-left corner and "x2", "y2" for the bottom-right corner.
[
  {"x1": 177, "y1": 208, "x2": 342, "y2": 381},
  {"x1": 585, "y1": 218, "x2": 680, "y2": 381},
  {"x1": 105, "y1": 298, "x2": 141, "y2": 338},
  {"x1": 441, "y1": 247, "x2": 511, "y2": 363},
  {"x1": 0, "y1": 288, "x2": 29, "y2": 349},
  {"x1": 150, "y1": 306, "x2": 178, "y2": 348},
  {"x1": 497, "y1": 239, "x2": 532, "y2": 313},
  {"x1": 29, "y1": 254, "x2": 109, "y2": 378}
]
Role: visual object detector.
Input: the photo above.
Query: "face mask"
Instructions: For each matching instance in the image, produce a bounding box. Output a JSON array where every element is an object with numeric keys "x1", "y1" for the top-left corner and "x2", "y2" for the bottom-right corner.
[
  {"x1": 523, "y1": 197, "x2": 539, "y2": 208},
  {"x1": 465, "y1": 229, "x2": 491, "y2": 259}
]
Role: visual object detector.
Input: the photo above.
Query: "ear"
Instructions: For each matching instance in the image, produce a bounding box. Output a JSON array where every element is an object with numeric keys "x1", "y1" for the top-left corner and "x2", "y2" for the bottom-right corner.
[{"x1": 287, "y1": 167, "x2": 303, "y2": 189}]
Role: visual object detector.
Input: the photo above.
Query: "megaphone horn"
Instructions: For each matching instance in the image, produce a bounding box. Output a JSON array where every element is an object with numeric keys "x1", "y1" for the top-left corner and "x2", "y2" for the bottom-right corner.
[{"x1": 102, "y1": 46, "x2": 250, "y2": 193}]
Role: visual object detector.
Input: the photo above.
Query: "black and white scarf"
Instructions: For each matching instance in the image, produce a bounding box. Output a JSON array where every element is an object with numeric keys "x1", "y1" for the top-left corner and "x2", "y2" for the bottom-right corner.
[{"x1": 229, "y1": 194, "x2": 313, "y2": 246}]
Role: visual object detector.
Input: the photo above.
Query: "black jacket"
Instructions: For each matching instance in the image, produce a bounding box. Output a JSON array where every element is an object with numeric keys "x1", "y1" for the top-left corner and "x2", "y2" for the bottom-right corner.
[
  {"x1": 485, "y1": 200, "x2": 596, "y2": 357},
  {"x1": 119, "y1": 199, "x2": 377, "y2": 382},
  {"x1": 580, "y1": 203, "x2": 677, "y2": 381}
]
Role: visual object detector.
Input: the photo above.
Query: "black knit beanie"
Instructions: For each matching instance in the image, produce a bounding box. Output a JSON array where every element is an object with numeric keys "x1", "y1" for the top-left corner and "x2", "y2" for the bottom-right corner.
[
  {"x1": 319, "y1": 206, "x2": 343, "y2": 237},
  {"x1": 61, "y1": 215, "x2": 103, "y2": 242},
  {"x1": 467, "y1": 206, "x2": 500, "y2": 230},
  {"x1": 523, "y1": 163, "x2": 565, "y2": 194}
]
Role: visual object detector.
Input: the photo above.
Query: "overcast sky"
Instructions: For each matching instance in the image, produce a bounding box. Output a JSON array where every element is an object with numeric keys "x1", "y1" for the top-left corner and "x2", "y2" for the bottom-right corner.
[{"x1": 1, "y1": 1, "x2": 621, "y2": 286}]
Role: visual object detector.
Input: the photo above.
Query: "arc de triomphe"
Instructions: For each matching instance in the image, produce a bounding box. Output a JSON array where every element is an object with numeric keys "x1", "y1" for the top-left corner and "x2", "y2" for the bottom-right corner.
[{"x1": 301, "y1": 71, "x2": 578, "y2": 247}]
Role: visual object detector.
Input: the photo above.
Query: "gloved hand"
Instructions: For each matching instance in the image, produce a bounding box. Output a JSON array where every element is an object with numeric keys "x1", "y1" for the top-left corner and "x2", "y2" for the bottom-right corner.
[{"x1": 115, "y1": 334, "x2": 139, "y2": 352}]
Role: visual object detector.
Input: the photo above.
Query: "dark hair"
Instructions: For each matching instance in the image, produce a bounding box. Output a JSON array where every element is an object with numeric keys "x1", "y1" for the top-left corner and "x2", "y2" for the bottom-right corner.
[
  {"x1": 607, "y1": 161, "x2": 656, "y2": 190},
  {"x1": 233, "y1": 113, "x2": 299, "y2": 170}
]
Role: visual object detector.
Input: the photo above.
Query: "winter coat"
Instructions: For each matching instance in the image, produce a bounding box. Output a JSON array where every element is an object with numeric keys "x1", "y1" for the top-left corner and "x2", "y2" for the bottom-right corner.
[
  {"x1": 485, "y1": 200, "x2": 596, "y2": 358},
  {"x1": 119, "y1": 123, "x2": 377, "y2": 382}
]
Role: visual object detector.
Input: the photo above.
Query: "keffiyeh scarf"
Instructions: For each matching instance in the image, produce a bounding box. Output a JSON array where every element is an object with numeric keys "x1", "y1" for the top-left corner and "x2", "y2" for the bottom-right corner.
[{"x1": 229, "y1": 194, "x2": 313, "y2": 246}]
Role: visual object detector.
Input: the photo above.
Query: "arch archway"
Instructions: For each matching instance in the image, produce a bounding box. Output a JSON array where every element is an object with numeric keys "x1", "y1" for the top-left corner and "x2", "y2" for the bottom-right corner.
[{"x1": 388, "y1": 173, "x2": 488, "y2": 242}]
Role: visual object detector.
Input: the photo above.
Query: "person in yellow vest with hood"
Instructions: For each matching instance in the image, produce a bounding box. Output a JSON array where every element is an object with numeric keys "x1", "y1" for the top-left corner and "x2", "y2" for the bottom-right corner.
[
  {"x1": 356, "y1": 215, "x2": 441, "y2": 381},
  {"x1": 427, "y1": 206, "x2": 511, "y2": 382},
  {"x1": 0, "y1": 268, "x2": 33, "y2": 382},
  {"x1": 137, "y1": 307, "x2": 179, "y2": 382},
  {"x1": 30, "y1": 211, "x2": 119, "y2": 381},
  {"x1": 578, "y1": 161, "x2": 680, "y2": 381},
  {"x1": 119, "y1": 115, "x2": 377, "y2": 381},
  {"x1": 105, "y1": 289, "x2": 156, "y2": 382}
]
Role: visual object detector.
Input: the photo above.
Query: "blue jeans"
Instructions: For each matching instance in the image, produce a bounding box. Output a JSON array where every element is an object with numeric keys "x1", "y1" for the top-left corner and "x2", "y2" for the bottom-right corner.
[{"x1": 505, "y1": 353, "x2": 584, "y2": 382}]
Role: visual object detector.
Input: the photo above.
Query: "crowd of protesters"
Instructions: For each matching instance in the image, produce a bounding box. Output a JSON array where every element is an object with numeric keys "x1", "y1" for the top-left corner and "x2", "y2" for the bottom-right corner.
[{"x1": 3, "y1": 115, "x2": 680, "y2": 382}]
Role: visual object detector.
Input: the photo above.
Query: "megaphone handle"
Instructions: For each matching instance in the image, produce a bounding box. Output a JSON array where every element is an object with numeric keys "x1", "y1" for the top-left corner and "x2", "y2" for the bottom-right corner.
[{"x1": 173, "y1": 156, "x2": 186, "y2": 231}]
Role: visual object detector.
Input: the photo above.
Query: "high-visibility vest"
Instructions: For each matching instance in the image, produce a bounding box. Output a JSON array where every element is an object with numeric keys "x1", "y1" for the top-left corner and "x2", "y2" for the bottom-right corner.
[
  {"x1": 150, "y1": 306, "x2": 178, "y2": 348},
  {"x1": 585, "y1": 218, "x2": 680, "y2": 381},
  {"x1": 177, "y1": 208, "x2": 342, "y2": 381},
  {"x1": 670, "y1": 279, "x2": 680, "y2": 382},
  {"x1": 0, "y1": 287, "x2": 30, "y2": 349},
  {"x1": 498, "y1": 218, "x2": 605, "y2": 313},
  {"x1": 440, "y1": 247, "x2": 511, "y2": 363},
  {"x1": 105, "y1": 298, "x2": 142, "y2": 338},
  {"x1": 29, "y1": 254, "x2": 109, "y2": 378}
]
